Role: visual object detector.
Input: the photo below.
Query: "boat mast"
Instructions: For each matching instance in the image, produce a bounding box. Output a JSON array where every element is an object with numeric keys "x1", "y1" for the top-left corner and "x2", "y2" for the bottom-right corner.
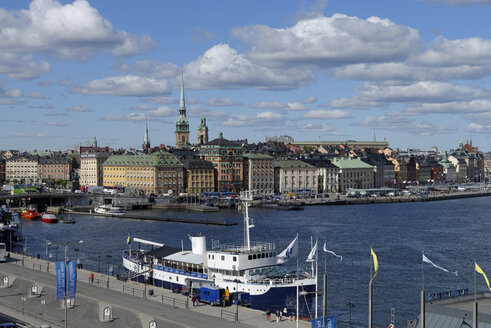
[{"x1": 241, "y1": 191, "x2": 254, "y2": 251}]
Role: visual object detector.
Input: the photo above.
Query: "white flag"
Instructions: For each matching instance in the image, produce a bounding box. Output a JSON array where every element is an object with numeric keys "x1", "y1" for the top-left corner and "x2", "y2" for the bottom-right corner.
[
  {"x1": 423, "y1": 254, "x2": 457, "y2": 276},
  {"x1": 277, "y1": 236, "x2": 298, "y2": 264},
  {"x1": 306, "y1": 241, "x2": 318, "y2": 262},
  {"x1": 323, "y1": 242, "x2": 343, "y2": 262}
]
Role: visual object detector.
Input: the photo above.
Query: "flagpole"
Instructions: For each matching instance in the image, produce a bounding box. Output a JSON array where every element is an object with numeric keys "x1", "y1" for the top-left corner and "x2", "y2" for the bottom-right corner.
[
  {"x1": 323, "y1": 240, "x2": 327, "y2": 328},
  {"x1": 369, "y1": 245, "x2": 373, "y2": 328},
  {"x1": 421, "y1": 251, "x2": 425, "y2": 328},
  {"x1": 474, "y1": 259, "x2": 478, "y2": 328},
  {"x1": 296, "y1": 234, "x2": 299, "y2": 328},
  {"x1": 315, "y1": 237, "x2": 318, "y2": 319}
]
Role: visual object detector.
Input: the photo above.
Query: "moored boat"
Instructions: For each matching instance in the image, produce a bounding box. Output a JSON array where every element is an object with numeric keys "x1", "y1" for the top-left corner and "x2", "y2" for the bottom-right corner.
[
  {"x1": 21, "y1": 208, "x2": 41, "y2": 220},
  {"x1": 41, "y1": 213, "x2": 59, "y2": 224},
  {"x1": 123, "y1": 191, "x2": 316, "y2": 317},
  {"x1": 94, "y1": 204, "x2": 125, "y2": 216}
]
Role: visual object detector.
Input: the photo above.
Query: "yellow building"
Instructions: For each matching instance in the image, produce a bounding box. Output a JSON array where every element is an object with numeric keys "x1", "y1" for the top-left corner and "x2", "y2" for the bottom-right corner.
[
  {"x1": 183, "y1": 158, "x2": 215, "y2": 195},
  {"x1": 103, "y1": 152, "x2": 183, "y2": 195}
]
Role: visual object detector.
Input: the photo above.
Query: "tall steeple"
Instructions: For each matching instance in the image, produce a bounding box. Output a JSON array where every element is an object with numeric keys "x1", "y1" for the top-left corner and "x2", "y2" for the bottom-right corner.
[
  {"x1": 175, "y1": 71, "x2": 190, "y2": 148},
  {"x1": 142, "y1": 118, "x2": 150, "y2": 151},
  {"x1": 92, "y1": 136, "x2": 97, "y2": 148},
  {"x1": 197, "y1": 114, "x2": 209, "y2": 145}
]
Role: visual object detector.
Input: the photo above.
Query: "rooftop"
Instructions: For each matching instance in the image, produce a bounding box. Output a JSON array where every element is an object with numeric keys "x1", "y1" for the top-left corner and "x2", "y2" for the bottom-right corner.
[{"x1": 103, "y1": 151, "x2": 182, "y2": 167}]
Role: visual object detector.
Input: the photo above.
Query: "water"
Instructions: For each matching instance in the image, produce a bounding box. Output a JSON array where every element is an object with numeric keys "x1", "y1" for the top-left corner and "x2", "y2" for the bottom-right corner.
[{"x1": 17, "y1": 197, "x2": 491, "y2": 327}]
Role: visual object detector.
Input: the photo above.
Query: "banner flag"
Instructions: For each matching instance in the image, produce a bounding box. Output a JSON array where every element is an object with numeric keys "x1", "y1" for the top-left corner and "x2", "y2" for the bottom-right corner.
[
  {"x1": 127, "y1": 233, "x2": 131, "y2": 245},
  {"x1": 66, "y1": 260, "x2": 77, "y2": 299},
  {"x1": 56, "y1": 261, "x2": 65, "y2": 301},
  {"x1": 306, "y1": 241, "x2": 318, "y2": 262},
  {"x1": 370, "y1": 247, "x2": 378, "y2": 284},
  {"x1": 277, "y1": 236, "x2": 298, "y2": 264},
  {"x1": 476, "y1": 262, "x2": 491, "y2": 291},
  {"x1": 423, "y1": 254, "x2": 458, "y2": 276},
  {"x1": 323, "y1": 242, "x2": 343, "y2": 262}
]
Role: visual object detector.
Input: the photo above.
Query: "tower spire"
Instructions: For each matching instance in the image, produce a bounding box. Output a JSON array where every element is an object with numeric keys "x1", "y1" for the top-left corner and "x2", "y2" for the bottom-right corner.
[
  {"x1": 179, "y1": 70, "x2": 185, "y2": 111},
  {"x1": 142, "y1": 117, "x2": 150, "y2": 151},
  {"x1": 175, "y1": 69, "x2": 190, "y2": 147}
]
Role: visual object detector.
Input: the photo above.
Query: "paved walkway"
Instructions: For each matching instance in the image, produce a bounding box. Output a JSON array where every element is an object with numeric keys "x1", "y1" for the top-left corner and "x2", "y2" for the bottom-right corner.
[{"x1": 0, "y1": 253, "x2": 311, "y2": 328}]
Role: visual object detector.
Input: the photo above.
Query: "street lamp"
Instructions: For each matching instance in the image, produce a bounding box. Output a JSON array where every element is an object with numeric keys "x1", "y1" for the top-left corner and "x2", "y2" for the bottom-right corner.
[
  {"x1": 346, "y1": 301, "x2": 355, "y2": 328},
  {"x1": 233, "y1": 279, "x2": 239, "y2": 322},
  {"x1": 74, "y1": 248, "x2": 79, "y2": 268},
  {"x1": 106, "y1": 255, "x2": 112, "y2": 288},
  {"x1": 47, "y1": 240, "x2": 83, "y2": 328}
]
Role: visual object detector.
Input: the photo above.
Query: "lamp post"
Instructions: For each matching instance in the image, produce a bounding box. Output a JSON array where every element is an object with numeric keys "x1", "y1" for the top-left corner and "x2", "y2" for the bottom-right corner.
[
  {"x1": 106, "y1": 255, "x2": 112, "y2": 288},
  {"x1": 233, "y1": 279, "x2": 239, "y2": 322},
  {"x1": 97, "y1": 254, "x2": 101, "y2": 273},
  {"x1": 299, "y1": 289, "x2": 324, "y2": 323},
  {"x1": 346, "y1": 301, "x2": 355, "y2": 328},
  {"x1": 74, "y1": 248, "x2": 79, "y2": 268},
  {"x1": 47, "y1": 240, "x2": 83, "y2": 328}
]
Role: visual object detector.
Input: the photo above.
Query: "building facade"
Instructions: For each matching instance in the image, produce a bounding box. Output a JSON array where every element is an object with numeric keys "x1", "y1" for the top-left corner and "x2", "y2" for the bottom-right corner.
[
  {"x1": 103, "y1": 152, "x2": 183, "y2": 195},
  {"x1": 274, "y1": 160, "x2": 318, "y2": 194},
  {"x1": 332, "y1": 157, "x2": 374, "y2": 192},
  {"x1": 38, "y1": 156, "x2": 71, "y2": 182},
  {"x1": 175, "y1": 75, "x2": 190, "y2": 148},
  {"x1": 0, "y1": 158, "x2": 5, "y2": 183},
  {"x1": 199, "y1": 133, "x2": 243, "y2": 193},
  {"x1": 197, "y1": 115, "x2": 209, "y2": 145},
  {"x1": 80, "y1": 152, "x2": 110, "y2": 186},
  {"x1": 5, "y1": 155, "x2": 39, "y2": 183},
  {"x1": 243, "y1": 153, "x2": 274, "y2": 195},
  {"x1": 183, "y1": 158, "x2": 215, "y2": 195}
]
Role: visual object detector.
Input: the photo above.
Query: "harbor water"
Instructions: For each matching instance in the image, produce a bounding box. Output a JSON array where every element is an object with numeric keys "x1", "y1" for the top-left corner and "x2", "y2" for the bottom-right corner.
[{"x1": 15, "y1": 196, "x2": 491, "y2": 327}]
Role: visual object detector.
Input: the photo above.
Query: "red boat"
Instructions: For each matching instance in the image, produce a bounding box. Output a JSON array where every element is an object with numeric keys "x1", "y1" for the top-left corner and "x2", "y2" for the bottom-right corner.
[
  {"x1": 21, "y1": 209, "x2": 41, "y2": 220},
  {"x1": 41, "y1": 213, "x2": 59, "y2": 224}
]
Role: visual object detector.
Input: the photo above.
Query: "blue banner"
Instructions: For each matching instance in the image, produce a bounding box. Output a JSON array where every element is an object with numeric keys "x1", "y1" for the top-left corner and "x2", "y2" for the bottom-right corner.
[
  {"x1": 311, "y1": 316, "x2": 335, "y2": 328},
  {"x1": 55, "y1": 262, "x2": 65, "y2": 301},
  {"x1": 66, "y1": 260, "x2": 77, "y2": 299}
]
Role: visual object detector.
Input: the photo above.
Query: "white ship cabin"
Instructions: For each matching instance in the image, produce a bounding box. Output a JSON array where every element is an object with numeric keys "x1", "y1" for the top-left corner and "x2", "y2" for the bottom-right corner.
[{"x1": 204, "y1": 240, "x2": 277, "y2": 284}]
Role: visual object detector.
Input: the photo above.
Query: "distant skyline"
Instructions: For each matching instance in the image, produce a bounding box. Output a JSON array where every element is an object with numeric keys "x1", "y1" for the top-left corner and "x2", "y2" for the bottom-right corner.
[{"x1": 0, "y1": 0, "x2": 490, "y2": 152}]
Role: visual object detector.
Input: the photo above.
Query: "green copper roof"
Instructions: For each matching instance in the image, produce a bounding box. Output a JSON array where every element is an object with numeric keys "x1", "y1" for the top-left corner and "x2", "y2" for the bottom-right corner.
[
  {"x1": 244, "y1": 153, "x2": 273, "y2": 160},
  {"x1": 332, "y1": 157, "x2": 374, "y2": 169},
  {"x1": 274, "y1": 160, "x2": 315, "y2": 169},
  {"x1": 104, "y1": 152, "x2": 182, "y2": 167}
]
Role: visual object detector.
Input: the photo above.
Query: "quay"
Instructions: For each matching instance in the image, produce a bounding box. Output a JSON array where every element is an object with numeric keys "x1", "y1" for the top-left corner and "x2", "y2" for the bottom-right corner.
[
  {"x1": 0, "y1": 253, "x2": 307, "y2": 328},
  {"x1": 69, "y1": 211, "x2": 237, "y2": 226}
]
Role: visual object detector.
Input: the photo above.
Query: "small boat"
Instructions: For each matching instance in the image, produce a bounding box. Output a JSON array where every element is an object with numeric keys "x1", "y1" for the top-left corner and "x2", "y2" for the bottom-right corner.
[
  {"x1": 21, "y1": 208, "x2": 41, "y2": 220},
  {"x1": 94, "y1": 204, "x2": 125, "y2": 216},
  {"x1": 41, "y1": 213, "x2": 59, "y2": 224},
  {"x1": 59, "y1": 215, "x2": 76, "y2": 224}
]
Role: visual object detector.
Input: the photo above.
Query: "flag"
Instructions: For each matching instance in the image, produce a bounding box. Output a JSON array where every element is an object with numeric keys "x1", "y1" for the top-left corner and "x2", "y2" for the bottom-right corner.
[
  {"x1": 475, "y1": 262, "x2": 491, "y2": 291},
  {"x1": 127, "y1": 233, "x2": 131, "y2": 245},
  {"x1": 277, "y1": 236, "x2": 298, "y2": 264},
  {"x1": 66, "y1": 260, "x2": 77, "y2": 299},
  {"x1": 370, "y1": 247, "x2": 378, "y2": 283},
  {"x1": 323, "y1": 242, "x2": 342, "y2": 262},
  {"x1": 423, "y1": 254, "x2": 458, "y2": 276},
  {"x1": 55, "y1": 261, "x2": 65, "y2": 301},
  {"x1": 306, "y1": 241, "x2": 318, "y2": 262}
]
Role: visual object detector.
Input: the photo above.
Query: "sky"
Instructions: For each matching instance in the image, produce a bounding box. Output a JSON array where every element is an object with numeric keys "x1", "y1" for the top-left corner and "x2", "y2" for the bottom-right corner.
[{"x1": 1, "y1": 0, "x2": 491, "y2": 152}]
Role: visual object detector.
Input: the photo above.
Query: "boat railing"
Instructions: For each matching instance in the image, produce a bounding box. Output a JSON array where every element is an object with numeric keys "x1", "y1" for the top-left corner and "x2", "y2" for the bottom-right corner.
[
  {"x1": 211, "y1": 241, "x2": 275, "y2": 253},
  {"x1": 246, "y1": 276, "x2": 297, "y2": 285}
]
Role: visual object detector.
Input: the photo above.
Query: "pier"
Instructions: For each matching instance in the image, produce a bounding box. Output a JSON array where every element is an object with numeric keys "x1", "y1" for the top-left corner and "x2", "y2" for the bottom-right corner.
[{"x1": 0, "y1": 253, "x2": 307, "y2": 328}]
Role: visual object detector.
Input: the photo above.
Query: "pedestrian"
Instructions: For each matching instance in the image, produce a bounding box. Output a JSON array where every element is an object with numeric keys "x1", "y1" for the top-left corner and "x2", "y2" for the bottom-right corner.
[
  {"x1": 196, "y1": 294, "x2": 200, "y2": 307},
  {"x1": 276, "y1": 309, "x2": 280, "y2": 322},
  {"x1": 266, "y1": 308, "x2": 271, "y2": 321},
  {"x1": 192, "y1": 294, "x2": 196, "y2": 307},
  {"x1": 90, "y1": 272, "x2": 94, "y2": 283}
]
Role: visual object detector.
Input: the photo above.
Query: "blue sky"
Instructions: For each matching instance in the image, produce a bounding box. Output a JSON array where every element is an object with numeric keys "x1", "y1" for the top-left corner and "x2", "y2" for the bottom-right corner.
[{"x1": 1, "y1": 0, "x2": 491, "y2": 152}]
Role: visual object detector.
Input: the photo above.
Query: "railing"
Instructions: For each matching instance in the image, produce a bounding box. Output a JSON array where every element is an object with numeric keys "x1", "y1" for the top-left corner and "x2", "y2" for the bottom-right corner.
[
  {"x1": 220, "y1": 309, "x2": 238, "y2": 321},
  {"x1": 90, "y1": 278, "x2": 109, "y2": 288},
  {"x1": 159, "y1": 294, "x2": 187, "y2": 309},
  {"x1": 32, "y1": 262, "x2": 49, "y2": 272},
  {"x1": 122, "y1": 285, "x2": 145, "y2": 298}
]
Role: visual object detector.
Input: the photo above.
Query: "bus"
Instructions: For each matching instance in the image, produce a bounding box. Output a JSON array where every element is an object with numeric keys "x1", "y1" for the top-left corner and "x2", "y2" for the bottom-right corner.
[{"x1": 0, "y1": 243, "x2": 7, "y2": 262}]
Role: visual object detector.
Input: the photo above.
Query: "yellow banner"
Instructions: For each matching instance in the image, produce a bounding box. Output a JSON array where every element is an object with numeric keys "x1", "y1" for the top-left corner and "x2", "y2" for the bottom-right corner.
[
  {"x1": 370, "y1": 247, "x2": 379, "y2": 283},
  {"x1": 476, "y1": 262, "x2": 491, "y2": 291}
]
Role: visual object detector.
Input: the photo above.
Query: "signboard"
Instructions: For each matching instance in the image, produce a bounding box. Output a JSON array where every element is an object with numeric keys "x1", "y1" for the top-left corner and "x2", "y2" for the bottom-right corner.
[
  {"x1": 66, "y1": 260, "x2": 77, "y2": 299},
  {"x1": 56, "y1": 262, "x2": 65, "y2": 300},
  {"x1": 311, "y1": 316, "x2": 335, "y2": 328}
]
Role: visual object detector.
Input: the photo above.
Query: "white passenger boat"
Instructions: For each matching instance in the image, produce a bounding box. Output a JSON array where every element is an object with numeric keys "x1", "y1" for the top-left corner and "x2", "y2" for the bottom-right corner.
[
  {"x1": 122, "y1": 191, "x2": 316, "y2": 318},
  {"x1": 94, "y1": 204, "x2": 125, "y2": 216}
]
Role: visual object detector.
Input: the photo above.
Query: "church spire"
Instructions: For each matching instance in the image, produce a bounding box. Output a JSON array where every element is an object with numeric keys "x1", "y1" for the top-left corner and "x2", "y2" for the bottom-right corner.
[
  {"x1": 142, "y1": 117, "x2": 150, "y2": 151},
  {"x1": 179, "y1": 71, "x2": 186, "y2": 113},
  {"x1": 175, "y1": 70, "x2": 190, "y2": 147}
]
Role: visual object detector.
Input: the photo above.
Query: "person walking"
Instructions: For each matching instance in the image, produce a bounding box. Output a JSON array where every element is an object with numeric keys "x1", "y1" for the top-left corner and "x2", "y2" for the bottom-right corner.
[
  {"x1": 266, "y1": 308, "x2": 271, "y2": 321},
  {"x1": 276, "y1": 309, "x2": 280, "y2": 322},
  {"x1": 196, "y1": 294, "x2": 200, "y2": 307},
  {"x1": 191, "y1": 295, "x2": 196, "y2": 307},
  {"x1": 90, "y1": 272, "x2": 94, "y2": 283}
]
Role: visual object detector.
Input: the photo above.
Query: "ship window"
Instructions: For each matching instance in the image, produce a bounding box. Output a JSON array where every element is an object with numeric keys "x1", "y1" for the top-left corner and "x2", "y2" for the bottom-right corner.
[
  {"x1": 248, "y1": 255, "x2": 252, "y2": 260},
  {"x1": 265, "y1": 253, "x2": 269, "y2": 258},
  {"x1": 253, "y1": 254, "x2": 256, "y2": 260},
  {"x1": 221, "y1": 255, "x2": 225, "y2": 261},
  {"x1": 233, "y1": 256, "x2": 237, "y2": 262}
]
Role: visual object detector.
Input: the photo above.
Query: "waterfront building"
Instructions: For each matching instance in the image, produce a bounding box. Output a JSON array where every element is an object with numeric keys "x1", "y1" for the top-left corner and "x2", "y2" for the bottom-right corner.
[
  {"x1": 199, "y1": 133, "x2": 243, "y2": 193},
  {"x1": 363, "y1": 153, "x2": 395, "y2": 188},
  {"x1": 301, "y1": 158, "x2": 339, "y2": 193},
  {"x1": 416, "y1": 160, "x2": 432, "y2": 185},
  {"x1": 449, "y1": 140, "x2": 485, "y2": 182},
  {"x1": 0, "y1": 157, "x2": 4, "y2": 183},
  {"x1": 175, "y1": 74, "x2": 190, "y2": 148},
  {"x1": 183, "y1": 158, "x2": 215, "y2": 195},
  {"x1": 38, "y1": 156, "x2": 71, "y2": 182},
  {"x1": 5, "y1": 155, "x2": 39, "y2": 183},
  {"x1": 485, "y1": 153, "x2": 491, "y2": 182},
  {"x1": 197, "y1": 115, "x2": 209, "y2": 145},
  {"x1": 79, "y1": 152, "x2": 110, "y2": 186},
  {"x1": 291, "y1": 140, "x2": 389, "y2": 150},
  {"x1": 243, "y1": 153, "x2": 274, "y2": 195},
  {"x1": 142, "y1": 119, "x2": 150, "y2": 151},
  {"x1": 439, "y1": 153, "x2": 457, "y2": 183},
  {"x1": 332, "y1": 157, "x2": 374, "y2": 192},
  {"x1": 103, "y1": 151, "x2": 183, "y2": 195},
  {"x1": 274, "y1": 159, "x2": 318, "y2": 194}
]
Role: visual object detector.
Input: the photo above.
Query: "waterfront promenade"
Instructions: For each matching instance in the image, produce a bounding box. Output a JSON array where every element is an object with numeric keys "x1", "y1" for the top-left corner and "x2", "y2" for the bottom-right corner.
[{"x1": 0, "y1": 253, "x2": 310, "y2": 328}]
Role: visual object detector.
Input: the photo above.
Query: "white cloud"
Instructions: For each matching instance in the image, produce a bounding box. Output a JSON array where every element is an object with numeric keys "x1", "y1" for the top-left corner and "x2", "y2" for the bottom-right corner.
[
  {"x1": 205, "y1": 98, "x2": 243, "y2": 107},
  {"x1": 143, "y1": 96, "x2": 177, "y2": 105},
  {"x1": 27, "y1": 91, "x2": 45, "y2": 99},
  {"x1": 72, "y1": 75, "x2": 170, "y2": 97},
  {"x1": 184, "y1": 44, "x2": 313, "y2": 90},
  {"x1": 0, "y1": 0, "x2": 157, "y2": 60},
  {"x1": 406, "y1": 100, "x2": 491, "y2": 114},
  {"x1": 467, "y1": 122, "x2": 491, "y2": 134},
  {"x1": 421, "y1": 0, "x2": 491, "y2": 5},
  {"x1": 249, "y1": 100, "x2": 308, "y2": 111},
  {"x1": 29, "y1": 104, "x2": 53, "y2": 109},
  {"x1": 302, "y1": 109, "x2": 351, "y2": 119},
  {"x1": 0, "y1": 82, "x2": 23, "y2": 98},
  {"x1": 102, "y1": 106, "x2": 174, "y2": 121},
  {"x1": 233, "y1": 14, "x2": 421, "y2": 68},
  {"x1": 360, "y1": 112, "x2": 455, "y2": 136},
  {"x1": 0, "y1": 52, "x2": 50, "y2": 81},
  {"x1": 192, "y1": 27, "x2": 216, "y2": 42},
  {"x1": 45, "y1": 121, "x2": 68, "y2": 126},
  {"x1": 65, "y1": 105, "x2": 92, "y2": 112},
  {"x1": 301, "y1": 96, "x2": 317, "y2": 104},
  {"x1": 219, "y1": 111, "x2": 284, "y2": 127}
]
